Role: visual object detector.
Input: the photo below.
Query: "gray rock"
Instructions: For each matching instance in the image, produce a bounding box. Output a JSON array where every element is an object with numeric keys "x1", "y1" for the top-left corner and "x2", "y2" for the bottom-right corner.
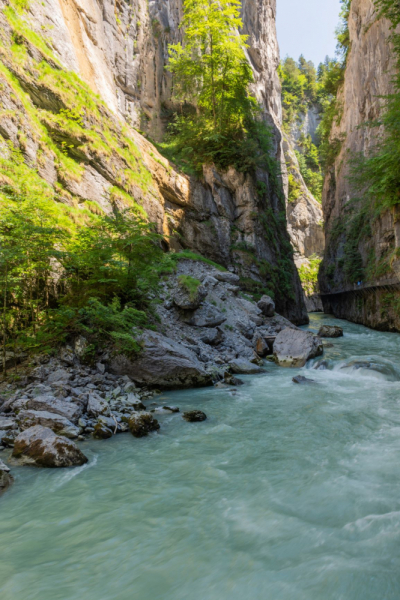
[
  {"x1": 292, "y1": 375, "x2": 316, "y2": 385},
  {"x1": 59, "y1": 346, "x2": 75, "y2": 366},
  {"x1": 0, "y1": 417, "x2": 17, "y2": 431},
  {"x1": 96, "y1": 362, "x2": 106, "y2": 374},
  {"x1": 173, "y1": 280, "x2": 207, "y2": 310},
  {"x1": 236, "y1": 320, "x2": 255, "y2": 340},
  {"x1": 183, "y1": 410, "x2": 207, "y2": 422},
  {"x1": 17, "y1": 410, "x2": 80, "y2": 439},
  {"x1": 74, "y1": 336, "x2": 88, "y2": 358},
  {"x1": 12, "y1": 425, "x2": 88, "y2": 467},
  {"x1": 183, "y1": 302, "x2": 227, "y2": 328},
  {"x1": 257, "y1": 295, "x2": 275, "y2": 317},
  {"x1": 200, "y1": 327, "x2": 224, "y2": 346},
  {"x1": 273, "y1": 327, "x2": 323, "y2": 368},
  {"x1": 110, "y1": 331, "x2": 212, "y2": 389},
  {"x1": 202, "y1": 275, "x2": 219, "y2": 289},
  {"x1": 163, "y1": 406, "x2": 180, "y2": 413},
  {"x1": 27, "y1": 395, "x2": 82, "y2": 423},
  {"x1": 47, "y1": 369, "x2": 71, "y2": 384},
  {"x1": 229, "y1": 358, "x2": 265, "y2": 374},
  {"x1": 0, "y1": 459, "x2": 13, "y2": 495},
  {"x1": 128, "y1": 413, "x2": 160, "y2": 437},
  {"x1": 213, "y1": 272, "x2": 240, "y2": 284},
  {"x1": 318, "y1": 325, "x2": 344, "y2": 338},
  {"x1": 87, "y1": 394, "x2": 110, "y2": 418}
]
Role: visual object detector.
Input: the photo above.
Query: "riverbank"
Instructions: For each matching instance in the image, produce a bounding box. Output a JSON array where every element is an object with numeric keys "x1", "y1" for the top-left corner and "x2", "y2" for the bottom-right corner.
[{"x1": 1, "y1": 313, "x2": 400, "y2": 599}]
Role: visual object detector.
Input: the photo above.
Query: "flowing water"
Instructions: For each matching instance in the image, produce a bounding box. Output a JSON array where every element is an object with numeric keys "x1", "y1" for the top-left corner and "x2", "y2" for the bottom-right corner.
[{"x1": 1, "y1": 314, "x2": 400, "y2": 599}]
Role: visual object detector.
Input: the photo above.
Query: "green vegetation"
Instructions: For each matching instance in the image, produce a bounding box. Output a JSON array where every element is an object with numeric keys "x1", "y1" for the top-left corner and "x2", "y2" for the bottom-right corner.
[
  {"x1": 298, "y1": 255, "x2": 322, "y2": 295},
  {"x1": 0, "y1": 145, "x2": 163, "y2": 370},
  {"x1": 349, "y1": 0, "x2": 400, "y2": 217},
  {"x1": 177, "y1": 275, "x2": 202, "y2": 301},
  {"x1": 167, "y1": 0, "x2": 280, "y2": 178}
]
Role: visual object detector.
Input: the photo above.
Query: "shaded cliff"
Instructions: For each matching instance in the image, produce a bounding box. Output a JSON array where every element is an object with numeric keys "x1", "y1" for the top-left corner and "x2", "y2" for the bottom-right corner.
[
  {"x1": 320, "y1": 0, "x2": 400, "y2": 330},
  {"x1": 0, "y1": 0, "x2": 308, "y2": 323}
]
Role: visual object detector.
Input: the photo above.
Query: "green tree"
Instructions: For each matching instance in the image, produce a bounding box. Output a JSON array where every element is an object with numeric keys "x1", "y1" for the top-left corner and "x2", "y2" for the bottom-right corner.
[{"x1": 167, "y1": 0, "x2": 275, "y2": 174}]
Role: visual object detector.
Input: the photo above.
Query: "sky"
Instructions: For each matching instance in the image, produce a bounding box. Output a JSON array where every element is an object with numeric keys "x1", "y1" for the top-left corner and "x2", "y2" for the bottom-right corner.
[{"x1": 276, "y1": 0, "x2": 342, "y2": 67}]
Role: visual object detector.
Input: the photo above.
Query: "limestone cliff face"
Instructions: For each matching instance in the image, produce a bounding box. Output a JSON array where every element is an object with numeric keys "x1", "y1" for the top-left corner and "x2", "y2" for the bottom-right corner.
[
  {"x1": 0, "y1": 0, "x2": 308, "y2": 322},
  {"x1": 320, "y1": 0, "x2": 400, "y2": 329}
]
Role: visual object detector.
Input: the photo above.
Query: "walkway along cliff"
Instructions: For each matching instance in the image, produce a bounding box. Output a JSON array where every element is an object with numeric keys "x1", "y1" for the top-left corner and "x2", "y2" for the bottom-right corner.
[{"x1": 319, "y1": 0, "x2": 400, "y2": 331}]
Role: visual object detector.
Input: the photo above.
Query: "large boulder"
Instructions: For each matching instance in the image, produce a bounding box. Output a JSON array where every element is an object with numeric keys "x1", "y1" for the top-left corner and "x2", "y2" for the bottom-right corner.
[
  {"x1": 0, "y1": 417, "x2": 18, "y2": 431},
  {"x1": 110, "y1": 331, "x2": 213, "y2": 388},
  {"x1": 87, "y1": 393, "x2": 110, "y2": 418},
  {"x1": 257, "y1": 295, "x2": 275, "y2": 317},
  {"x1": 26, "y1": 395, "x2": 82, "y2": 423},
  {"x1": 17, "y1": 410, "x2": 80, "y2": 439},
  {"x1": 182, "y1": 302, "x2": 226, "y2": 327},
  {"x1": 318, "y1": 325, "x2": 343, "y2": 338},
  {"x1": 47, "y1": 368, "x2": 71, "y2": 384},
  {"x1": 173, "y1": 277, "x2": 207, "y2": 310},
  {"x1": 0, "y1": 459, "x2": 13, "y2": 495},
  {"x1": 273, "y1": 327, "x2": 323, "y2": 368},
  {"x1": 183, "y1": 410, "x2": 207, "y2": 422},
  {"x1": 229, "y1": 358, "x2": 265, "y2": 374},
  {"x1": 128, "y1": 413, "x2": 160, "y2": 437},
  {"x1": 12, "y1": 425, "x2": 88, "y2": 467}
]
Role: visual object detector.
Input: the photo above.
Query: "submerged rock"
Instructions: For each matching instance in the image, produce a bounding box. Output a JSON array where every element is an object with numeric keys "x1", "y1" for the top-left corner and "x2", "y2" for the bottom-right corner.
[
  {"x1": 318, "y1": 325, "x2": 344, "y2": 338},
  {"x1": 292, "y1": 375, "x2": 316, "y2": 385},
  {"x1": 273, "y1": 327, "x2": 323, "y2": 368},
  {"x1": 110, "y1": 331, "x2": 212, "y2": 389},
  {"x1": 128, "y1": 413, "x2": 160, "y2": 437},
  {"x1": 183, "y1": 410, "x2": 207, "y2": 422},
  {"x1": 12, "y1": 425, "x2": 88, "y2": 467}
]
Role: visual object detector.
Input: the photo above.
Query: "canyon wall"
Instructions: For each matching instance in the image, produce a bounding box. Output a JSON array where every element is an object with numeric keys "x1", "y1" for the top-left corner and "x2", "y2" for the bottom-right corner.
[
  {"x1": 0, "y1": 0, "x2": 308, "y2": 322},
  {"x1": 320, "y1": 0, "x2": 400, "y2": 330}
]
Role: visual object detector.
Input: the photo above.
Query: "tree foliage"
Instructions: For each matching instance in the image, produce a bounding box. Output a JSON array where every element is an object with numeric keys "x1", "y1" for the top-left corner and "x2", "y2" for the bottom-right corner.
[{"x1": 167, "y1": 0, "x2": 277, "y2": 175}]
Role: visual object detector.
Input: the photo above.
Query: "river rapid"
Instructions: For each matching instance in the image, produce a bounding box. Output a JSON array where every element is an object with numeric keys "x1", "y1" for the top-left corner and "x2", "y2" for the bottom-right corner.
[{"x1": 1, "y1": 314, "x2": 400, "y2": 599}]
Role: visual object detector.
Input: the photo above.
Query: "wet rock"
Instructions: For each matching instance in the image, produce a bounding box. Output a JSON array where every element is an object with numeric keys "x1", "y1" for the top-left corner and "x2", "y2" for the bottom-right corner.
[
  {"x1": 253, "y1": 335, "x2": 269, "y2": 357},
  {"x1": 87, "y1": 394, "x2": 110, "y2": 418},
  {"x1": 173, "y1": 280, "x2": 207, "y2": 310},
  {"x1": 163, "y1": 405, "x2": 180, "y2": 413},
  {"x1": 183, "y1": 410, "x2": 207, "y2": 422},
  {"x1": 213, "y1": 272, "x2": 240, "y2": 284},
  {"x1": 183, "y1": 302, "x2": 227, "y2": 328},
  {"x1": 200, "y1": 327, "x2": 224, "y2": 346},
  {"x1": 257, "y1": 295, "x2": 275, "y2": 317},
  {"x1": 292, "y1": 375, "x2": 316, "y2": 385},
  {"x1": 223, "y1": 373, "x2": 244, "y2": 386},
  {"x1": 273, "y1": 328, "x2": 323, "y2": 368},
  {"x1": 12, "y1": 425, "x2": 88, "y2": 467},
  {"x1": 318, "y1": 325, "x2": 344, "y2": 338},
  {"x1": 128, "y1": 413, "x2": 160, "y2": 437},
  {"x1": 229, "y1": 358, "x2": 265, "y2": 375},
  {"x1": 27, "y1": 395, "x2": 82, "y2": 423},
  {"x1": 0, "y1": 459, "x2": 13, "y2": 495},
  {"x1": 17, "y1": 410, "x2": 80, "y2": 439},
  {"x1": 110, "y1": 331, "x2": 212, "y2": 389},
  {"x1": 93, "y1": 420, "x2": 114, "y2": 439}
]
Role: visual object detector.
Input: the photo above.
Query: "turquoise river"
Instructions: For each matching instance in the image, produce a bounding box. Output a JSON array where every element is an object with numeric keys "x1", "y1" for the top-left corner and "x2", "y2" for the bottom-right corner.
[{"x1": 1, "y1": 314, "x2": 400, "y2": 599}]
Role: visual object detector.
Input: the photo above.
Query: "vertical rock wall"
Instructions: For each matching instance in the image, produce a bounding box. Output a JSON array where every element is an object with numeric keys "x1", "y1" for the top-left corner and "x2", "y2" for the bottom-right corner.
[{"x1": 320, "y1": 0, "x2": 400, "y2": 329}]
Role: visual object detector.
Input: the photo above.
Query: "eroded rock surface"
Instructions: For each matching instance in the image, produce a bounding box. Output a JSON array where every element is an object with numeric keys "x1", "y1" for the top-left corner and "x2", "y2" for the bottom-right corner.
[
  {"x1": 12, "y1": 425, "x2": 88, "y2": 467},
  {"x1": 273, "y1": 328, "x2": 323, "y2": 368},
  {"x1": 318, "y1": 325, "x2": 343, "y2": 338}
]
